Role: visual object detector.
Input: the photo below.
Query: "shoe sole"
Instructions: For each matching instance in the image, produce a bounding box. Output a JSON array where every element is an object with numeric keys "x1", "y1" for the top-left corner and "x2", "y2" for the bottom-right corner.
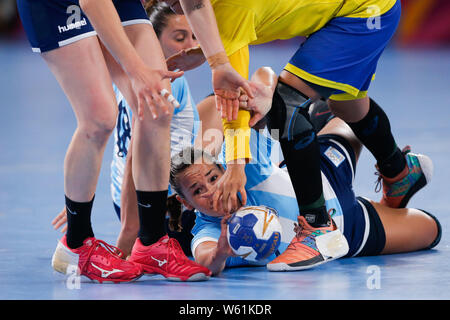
[
  {"x1": 138, "y1": 264, "x2": 210, "y2": 282},
  {"x1": 52, "y1": 241, "x2": 143, "y2": 284},
  {"x1": 51, "y1": 240, "x2": 79, "y2": 275},
  {"x1": 398, "y1": 153, "x2": 433, "y2": 208},
  {"x1": 267, "y1": 229, "x2": 349, "y2": 272}
]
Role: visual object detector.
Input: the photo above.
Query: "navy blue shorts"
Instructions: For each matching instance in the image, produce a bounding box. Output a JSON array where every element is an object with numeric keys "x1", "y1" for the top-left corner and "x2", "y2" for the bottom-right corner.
[
  {"x1": 318, "y1": 134, "x2": 386, "y2": 257},
  {"x1": 17, "y1": 0, "x2": 151, "y2": 53},
  {"x1": 285, "y1": 0, "x2": 401, "y2": 101}
]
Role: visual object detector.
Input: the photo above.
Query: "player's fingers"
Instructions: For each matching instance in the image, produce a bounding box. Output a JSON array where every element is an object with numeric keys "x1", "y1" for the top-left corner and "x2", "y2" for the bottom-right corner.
[
  {"x1": 214, "y1": 94, "x2": 222, "y2": 112},
  {"x1": 226, "y1": 98, "x2": 234, "y2": 121},
  {"x1": 239, "y1": 188, "x2": 247, "y2": 206},
  {"x1": 161, "y1": 70, "x2": 184, "y2": 82},
  {"x1": 221, "y1": 191, "x2": 230, "y2": 213},
  {"x1": 232, "y1": 100, "x2": 239, "y2": 121},
  {"x1": 219, "y1": 97, "x2": 228, "y2": 119},
  {"x1": 241, "y1": 80, "x2": 254, "y2": 99},
  {"x1": 53, "y1": 216, "x2": 67, "y2": 230},
  {"x1": 220, "y1": 214, "x2": 231, "y2": 231},
  {"x1": 212, "y1": 191, "x2": 222, "y2": 213},
  {"x1": 150, "y1": 91, "x2": 169, "y2": 117},
  {"x1": 137, "y1": 94, "x2": 146, "y2": 120},
  {"x1": 160, "y1": 88, "x2": 180, "y2": 109},
  {"x1": 249, "y1": 113, "x2": 263, "y2": 127},
  {"x1": 145, "y1": 94, "x2": 158, "y2": 120},
  {"x1": 228, "y1": 192, "x2": 238, "y2": 214},
  {"x1": 51, "y1": 209, "x2": 66, "y2": 225}
]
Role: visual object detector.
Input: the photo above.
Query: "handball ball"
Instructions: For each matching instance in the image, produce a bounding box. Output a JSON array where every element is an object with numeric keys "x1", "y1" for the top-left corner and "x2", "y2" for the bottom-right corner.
[{"x1": 227, "y1": 205, "x2": 282, "y2": 262}]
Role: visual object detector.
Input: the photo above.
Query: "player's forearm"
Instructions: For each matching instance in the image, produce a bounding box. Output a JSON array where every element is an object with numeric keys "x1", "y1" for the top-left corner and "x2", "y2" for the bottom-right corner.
[
  {"x1": 79, "y1": 0, "x2": 150, "y2": 75},
  {"x1": 198, "y1": 247, "x2": 229, "y2": 276},
  {"x1": 179, "y1": 0, "x2": 227, "y2": 59},
  {"x1": 117, "y1": 138, "x2": 139, "y2": 256}
]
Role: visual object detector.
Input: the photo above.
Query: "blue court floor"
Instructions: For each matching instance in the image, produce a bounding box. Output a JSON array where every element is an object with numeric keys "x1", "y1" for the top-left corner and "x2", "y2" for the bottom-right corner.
[{"x1": 1, "y1": 39, "x2": 449, "y2": 301}]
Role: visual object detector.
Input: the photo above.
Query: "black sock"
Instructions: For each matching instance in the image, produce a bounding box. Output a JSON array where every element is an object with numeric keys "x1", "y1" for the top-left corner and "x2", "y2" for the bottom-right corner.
[
  {"x1": 269, "y1": 83, "x2": 328, "y2": 227},
  {"x1": 65, "y1": 195, "x2": 95, "y2": 249},
  {"x1": 280, "y1": 131, "x2": 328, "y2": 227},
  {"x1": 136, "y1": 190, "x2": 168, "y2": 246},
  {"x1": 346, "y1": 98, "x2": 406, "y2": 178}
]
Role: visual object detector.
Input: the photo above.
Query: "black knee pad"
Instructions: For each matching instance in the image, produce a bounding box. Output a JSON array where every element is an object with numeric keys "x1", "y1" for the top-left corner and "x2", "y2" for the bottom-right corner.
[
  {"x1": 267, "y1": 82, "x2": 315, "y2": 148},
  {"x1": 308, "y1": 99, "x2": 335, "y2": 133}
]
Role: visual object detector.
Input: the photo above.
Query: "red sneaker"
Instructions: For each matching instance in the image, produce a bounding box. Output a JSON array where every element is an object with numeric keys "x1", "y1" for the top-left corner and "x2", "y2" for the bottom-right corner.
[
  {"x1": 52, "y1": 235, "x2": 143, "y2": 284},
  {"x1": 129, "y1": 235, "x2": 212, "y2": 281}
]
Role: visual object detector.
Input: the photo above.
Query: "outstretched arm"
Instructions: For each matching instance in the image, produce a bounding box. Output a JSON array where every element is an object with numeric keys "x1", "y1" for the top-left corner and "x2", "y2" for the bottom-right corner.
[
  {"x1": 193, "y1": 216, "x2": 235, "y2": 275},
  {"x1": 115, "y1": 137, "x2": 139, "y2": 257}
]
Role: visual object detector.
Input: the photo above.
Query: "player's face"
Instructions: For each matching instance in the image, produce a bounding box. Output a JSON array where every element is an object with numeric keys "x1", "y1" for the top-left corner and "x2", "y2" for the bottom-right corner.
[
  {"x1": 177, "y1": 163, "x2": 227, "y2": 217},
  {"x1": 159, "y1": 14, "x2": 198, "y2": 58}
]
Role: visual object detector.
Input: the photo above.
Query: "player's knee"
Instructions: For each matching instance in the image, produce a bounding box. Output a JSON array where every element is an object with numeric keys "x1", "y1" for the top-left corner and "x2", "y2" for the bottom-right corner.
[
  {"x1": 78, "y1": 108, "x2": 117, "y2": 144},
  {"x1": 266, "y1": 82, "x2": 314, "y2": 148}
]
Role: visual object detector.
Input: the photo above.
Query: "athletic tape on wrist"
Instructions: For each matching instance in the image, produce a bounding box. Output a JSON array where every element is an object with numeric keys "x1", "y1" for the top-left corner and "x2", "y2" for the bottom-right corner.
[{"x1": 207, "y1": 51, "x2": 229, "y2": 69}]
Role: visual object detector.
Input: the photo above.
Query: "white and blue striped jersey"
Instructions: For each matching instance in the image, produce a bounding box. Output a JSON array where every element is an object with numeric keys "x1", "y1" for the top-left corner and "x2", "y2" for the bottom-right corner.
[
  {"x1": 110, "y1": 76, "x2": 200, "y2": 208},
  {"x1": 191, "y1": 129, "x2": 367, "y2": 267}
]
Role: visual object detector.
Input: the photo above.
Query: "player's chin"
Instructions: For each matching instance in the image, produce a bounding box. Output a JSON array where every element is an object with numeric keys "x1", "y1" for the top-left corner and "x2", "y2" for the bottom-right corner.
[{"x1": 201, "y1": 207, "x2": 226, "y2": 218}]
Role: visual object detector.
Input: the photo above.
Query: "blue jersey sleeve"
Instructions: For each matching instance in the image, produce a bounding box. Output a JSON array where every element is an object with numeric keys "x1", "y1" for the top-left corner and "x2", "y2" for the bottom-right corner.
[{"x1": 191, "y1": 212, "x2": 267, "y2": 268}]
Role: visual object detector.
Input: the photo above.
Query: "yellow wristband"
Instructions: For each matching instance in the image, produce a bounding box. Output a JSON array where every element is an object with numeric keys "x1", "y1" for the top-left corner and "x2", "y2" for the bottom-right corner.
[{"x1": 223, "y1": 110, "x2": 252, "y2": 163}]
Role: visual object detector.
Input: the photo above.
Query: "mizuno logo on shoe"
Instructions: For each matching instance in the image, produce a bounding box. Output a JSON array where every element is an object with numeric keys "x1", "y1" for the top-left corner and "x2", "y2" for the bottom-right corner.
[
  {"x1": 151, "y1": 256, "x2": 167, "y2": 267},
  {"x1": 90, "y1": 263, "x2": 124, "y2": 278}
]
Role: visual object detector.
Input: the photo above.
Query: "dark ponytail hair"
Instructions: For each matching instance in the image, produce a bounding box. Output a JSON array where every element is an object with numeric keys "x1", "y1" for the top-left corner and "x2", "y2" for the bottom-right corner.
[
  {"x1": 144, "y1": 0, "x2": 178, "y2": 38},
  {"x1": 167, "y1": 194, "x2": 183, "y2": 232}
]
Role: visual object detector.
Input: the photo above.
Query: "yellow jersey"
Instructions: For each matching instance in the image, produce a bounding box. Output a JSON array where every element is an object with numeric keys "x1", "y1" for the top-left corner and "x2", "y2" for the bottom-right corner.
[{"x1": 214, "y1": 0, "x2": 397, "y2": 162}]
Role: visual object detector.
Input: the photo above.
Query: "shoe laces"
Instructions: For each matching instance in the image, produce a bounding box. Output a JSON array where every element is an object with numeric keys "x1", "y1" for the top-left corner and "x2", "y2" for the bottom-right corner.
[
  {"x1": 293, "y1": 222, "x2": 305, "y2": 239},
  {"x1": 374, "y1": 171, "x2": 382, "y2": 193},
  {"x1": 286, "y1": 220, "x2": 310, "y2": 250},
  {"x1": 79, "y1": 239, "x2": 125, "y2": 274},
  {"x1": 374, "y1": 145, "x2": 412, "y2": 193},
  {"x1": 167, "y1": 237, "x2": 188, "y2": 264}
]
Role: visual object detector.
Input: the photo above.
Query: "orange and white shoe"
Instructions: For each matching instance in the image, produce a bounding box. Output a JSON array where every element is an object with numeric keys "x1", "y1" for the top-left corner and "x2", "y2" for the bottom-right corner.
[
  {"x1": 267, "y1": 216, "x2": 348, "y2": 272},
  {"x1": 51, "y1": 235, "x2": 143, "y2": 283},
  {"x1": 129, "y1": 235, "x2": 212, "y2": 281}
]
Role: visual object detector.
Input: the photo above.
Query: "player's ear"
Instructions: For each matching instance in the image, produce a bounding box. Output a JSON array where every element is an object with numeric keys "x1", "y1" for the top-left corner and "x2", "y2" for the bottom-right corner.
[{"x1": 176, "y1": 194, "x2": 195, "y2": 211}]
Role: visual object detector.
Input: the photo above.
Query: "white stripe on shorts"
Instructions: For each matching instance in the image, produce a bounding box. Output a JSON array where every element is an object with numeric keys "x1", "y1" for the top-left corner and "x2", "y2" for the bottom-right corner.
[
  {"x1": 58, "y1": 30, "x2": 98, "y2": 48},
  {"x1": 352, "y1": 199, "x2": 371, "y2": 257},
  {"x1": 122, "y1": 19, "x2": 153, "y2": 27}
]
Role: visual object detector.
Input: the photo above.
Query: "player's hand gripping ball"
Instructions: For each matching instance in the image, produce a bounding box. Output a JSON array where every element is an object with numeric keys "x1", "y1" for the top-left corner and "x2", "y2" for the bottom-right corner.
[{"x1": 227, "y1": 206, "x2": 282, "y2": 262}]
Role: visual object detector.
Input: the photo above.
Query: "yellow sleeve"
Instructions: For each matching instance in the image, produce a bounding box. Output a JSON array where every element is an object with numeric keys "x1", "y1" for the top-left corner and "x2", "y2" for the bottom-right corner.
[
  {"x1": 211, "y1": 1, "x2": 257, "y2": 57},
  {"x1": 223, "y1": 46, "x2": 252, "y2": 163}
]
